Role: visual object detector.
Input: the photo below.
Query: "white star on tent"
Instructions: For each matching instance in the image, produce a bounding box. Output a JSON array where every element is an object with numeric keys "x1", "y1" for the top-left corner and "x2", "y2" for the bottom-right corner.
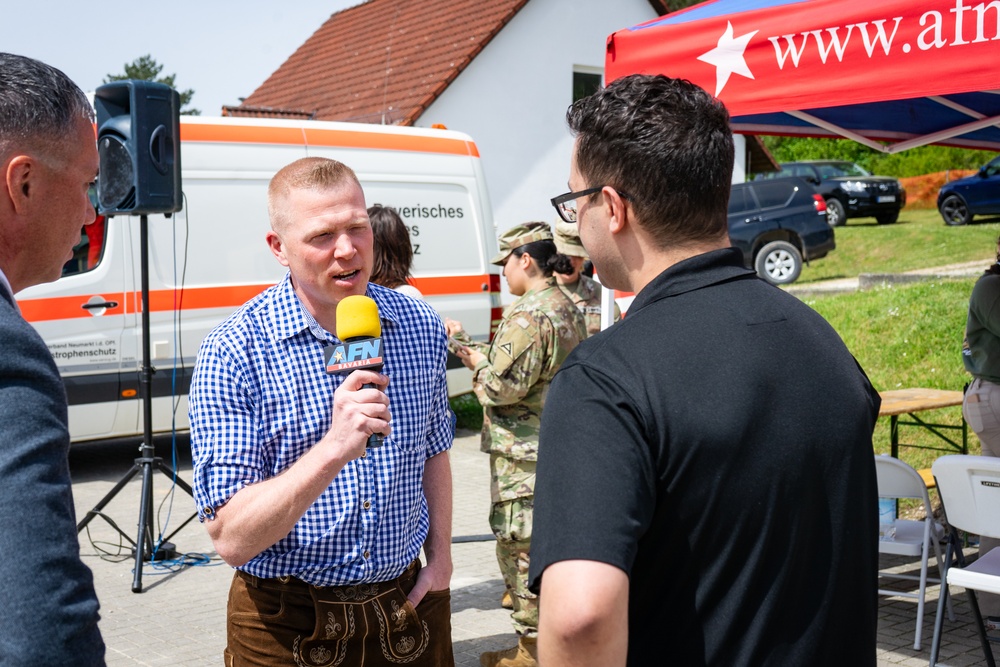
[{"x1": 697, "y1": 21, "x2": 758, "y2": 97}]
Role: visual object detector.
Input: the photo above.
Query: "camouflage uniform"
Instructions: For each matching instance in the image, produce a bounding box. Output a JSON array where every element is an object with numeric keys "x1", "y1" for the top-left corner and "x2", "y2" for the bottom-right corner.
[
  {"x1": 452, "y1": 224, "x2": 586, "y2": 640},
  {"x1": 553, "y1": 218, "x2": 621, "y2": 336},
  {"x1": 558, "y1": 274, "x2": 621, "y2": 337}
]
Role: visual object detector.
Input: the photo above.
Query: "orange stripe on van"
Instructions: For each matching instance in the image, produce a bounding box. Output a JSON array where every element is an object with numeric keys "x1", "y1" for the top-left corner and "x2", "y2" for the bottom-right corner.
[
  {"x1": 180, "y1": 123, "x2": 479, "y2": 157},
  {"x1": 19, "y1": 278, "x2": 496, "y2": 323},
  {"x1": 410, "y1": 275, "x2": 495, "y2": 296},
  {"x1": 19, "y1": 294, "x2": 126, "y2": 322},
  {"x1": 19, "y1": 285, "x2": 274, "y2": 323},
  {"x1": 180, "y1": 124, "x2": 308, "y2": 146},
  {"x1": 144, "y1": 284, "x2": 273, "y2": 311},
  {"x1": 305, "y1": 128, "x2": 479, "y2": 157}
]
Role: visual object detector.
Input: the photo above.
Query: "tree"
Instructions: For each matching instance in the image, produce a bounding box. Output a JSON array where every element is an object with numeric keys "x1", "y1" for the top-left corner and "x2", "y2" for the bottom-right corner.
[
  {"x1": 104, "y1": 55, "x2": 200, "y2": 116},
  {"x1": 760, "y1": 135, "x2": 992, "y2": 178}
]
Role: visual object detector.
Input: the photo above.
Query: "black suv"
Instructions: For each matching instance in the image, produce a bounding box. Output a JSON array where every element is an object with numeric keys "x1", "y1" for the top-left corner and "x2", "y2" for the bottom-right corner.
[
  {"x1": 757, "y1": 160, "x2": 905, "y2": 226},
  {"x1": 729, "y1": 177, "x2": 835, "y2": 285}
]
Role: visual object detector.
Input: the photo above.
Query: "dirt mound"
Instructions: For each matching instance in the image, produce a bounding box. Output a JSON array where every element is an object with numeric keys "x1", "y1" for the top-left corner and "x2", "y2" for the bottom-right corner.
[{"x1": 900, "y1": 169, "x2": 977, "y2": 209}]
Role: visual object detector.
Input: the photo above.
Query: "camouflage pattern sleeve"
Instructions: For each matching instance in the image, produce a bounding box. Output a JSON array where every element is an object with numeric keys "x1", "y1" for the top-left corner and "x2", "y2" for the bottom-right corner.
[
  {"x1": 560, "y1": 276, "x2": 621, "y2": 336},
  {"x1": 450, "y1": 325, "x2": 490, "y2": 355},
  {"x1": 473, "y1": 310, "x2": 547, "y2": 408}
]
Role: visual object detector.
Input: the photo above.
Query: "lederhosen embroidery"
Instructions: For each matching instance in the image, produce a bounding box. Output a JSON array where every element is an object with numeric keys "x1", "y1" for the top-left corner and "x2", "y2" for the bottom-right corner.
[{"x1": 291, "y1": 577, "x2": 428, "y2": 666}]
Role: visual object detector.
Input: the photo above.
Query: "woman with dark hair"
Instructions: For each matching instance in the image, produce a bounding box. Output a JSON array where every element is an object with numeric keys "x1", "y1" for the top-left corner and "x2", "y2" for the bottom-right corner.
[
  {"x1": 368, "y1": 203, "x2": 422, "y2": 299},
  {"x1": 445, "y1": 222, "x2": 586, "y2": 667},
  {"x1": 962, "y1": 235, "x2": 1000, "y2": 627}
]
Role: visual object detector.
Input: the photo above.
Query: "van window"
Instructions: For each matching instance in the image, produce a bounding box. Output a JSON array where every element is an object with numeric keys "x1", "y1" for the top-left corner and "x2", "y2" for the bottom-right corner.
[{"x1": 752, "y1": 181, "x2": 795, "y2": 209}]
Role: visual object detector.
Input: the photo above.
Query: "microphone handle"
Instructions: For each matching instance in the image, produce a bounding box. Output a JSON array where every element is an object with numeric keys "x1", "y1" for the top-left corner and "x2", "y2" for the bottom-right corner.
[{"x1": 362, "y1": 382, "x2": 384, "y2": 448}]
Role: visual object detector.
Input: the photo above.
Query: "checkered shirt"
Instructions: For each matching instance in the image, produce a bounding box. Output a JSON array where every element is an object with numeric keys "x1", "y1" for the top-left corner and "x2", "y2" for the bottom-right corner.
[{"x1": 189, "y1": 274, "x2": 455, "y2": 586}]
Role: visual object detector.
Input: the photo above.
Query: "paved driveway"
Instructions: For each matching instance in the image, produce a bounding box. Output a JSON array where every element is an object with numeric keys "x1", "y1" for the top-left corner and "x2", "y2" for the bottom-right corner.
[{"x1": 69, "y1": 431, "x2": 992, "y2": 665}]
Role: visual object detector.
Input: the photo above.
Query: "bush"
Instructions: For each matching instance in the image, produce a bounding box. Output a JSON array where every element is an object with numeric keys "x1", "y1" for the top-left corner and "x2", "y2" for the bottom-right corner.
[
  {"x1": 449, "y1": 392, "x2": 483, "y2": 432},
  {"x1": 759, "y1": 136, "x2": 993, "y2": 178}
]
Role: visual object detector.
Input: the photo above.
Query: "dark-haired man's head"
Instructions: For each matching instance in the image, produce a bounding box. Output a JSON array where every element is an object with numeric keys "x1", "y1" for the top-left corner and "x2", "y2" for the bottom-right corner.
[{"x1": 567, "y1": 74, "x2": 733, "y2": 249}]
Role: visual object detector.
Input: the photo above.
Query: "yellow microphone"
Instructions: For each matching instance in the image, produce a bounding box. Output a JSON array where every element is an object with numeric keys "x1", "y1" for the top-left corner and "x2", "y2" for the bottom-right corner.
[
  {"x1": 335, "y1": 294, "x2": 382, "y2": 342},
  {"x1": 328, "y1": 295, "x2": 384, "y2": 447}
]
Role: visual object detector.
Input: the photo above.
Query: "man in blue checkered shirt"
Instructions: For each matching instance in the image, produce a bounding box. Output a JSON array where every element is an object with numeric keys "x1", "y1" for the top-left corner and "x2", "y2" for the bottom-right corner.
[{"x1": 189, "y1": 157, "x2": 455, "y2": 666}]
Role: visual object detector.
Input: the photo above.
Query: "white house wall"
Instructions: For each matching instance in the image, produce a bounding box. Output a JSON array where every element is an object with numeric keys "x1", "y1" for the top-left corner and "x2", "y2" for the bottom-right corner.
[
  {"x1": 418, "y1": 0, "x2": 659, "y2": 234},
  {"x1": 732, "y1": 133, "x2": 747, "y2": 184}
]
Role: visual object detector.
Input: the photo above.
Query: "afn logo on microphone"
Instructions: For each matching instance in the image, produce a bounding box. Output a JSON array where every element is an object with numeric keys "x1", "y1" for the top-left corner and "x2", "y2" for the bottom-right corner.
[{"x1": 324, "y1": 338, "x2": 383, "y2": 373}]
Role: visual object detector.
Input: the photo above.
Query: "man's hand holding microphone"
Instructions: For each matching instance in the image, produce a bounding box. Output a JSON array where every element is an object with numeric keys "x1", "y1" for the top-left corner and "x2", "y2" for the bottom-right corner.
[{"x1": 324, "y1": 295, "x2": 391, "y2": 459}]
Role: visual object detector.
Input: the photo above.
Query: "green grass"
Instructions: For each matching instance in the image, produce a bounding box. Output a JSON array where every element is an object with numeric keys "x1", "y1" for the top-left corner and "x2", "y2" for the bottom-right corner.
[
  {"x1": 799, "y1": 207, "x2": 1000, "y2": 473},
  {"x1": 804, "y1": 280, "x2": 974, "y2": 471},
  {"x1": 797, "y1": 208, "x2": 1000, "y2": 284}
]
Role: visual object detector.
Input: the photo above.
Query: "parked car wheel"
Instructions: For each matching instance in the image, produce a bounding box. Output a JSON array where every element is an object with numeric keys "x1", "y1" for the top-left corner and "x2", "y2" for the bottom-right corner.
[
  {"x1": 876, "y1": 210, "x2": 899, "y2": 225},
  {"x1": 939, "y1": 194, "x2": 972, "y2": 226},
  {"x1": 826, "y1": 198, "x2": 847, "y2": 226},
  {"x1": 729, "y1": 177, "x2": 833, "y2": 284},
  {"x1": 755, "y1": 240, "x2": 802, "y2": 285},
  {"x1": 755, "y1": 160, "x2": 905, "y2": 226}
]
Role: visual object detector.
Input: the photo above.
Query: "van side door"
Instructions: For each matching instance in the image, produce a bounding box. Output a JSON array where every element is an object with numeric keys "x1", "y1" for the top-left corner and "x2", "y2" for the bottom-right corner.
[{"x1": 18, "y1": 211, "x2": 134, "y2": 441}]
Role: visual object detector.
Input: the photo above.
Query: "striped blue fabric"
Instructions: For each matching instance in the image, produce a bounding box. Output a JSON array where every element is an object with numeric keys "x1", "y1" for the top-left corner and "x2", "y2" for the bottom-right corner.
[{"x1": 189, "y1": 274, "x2": 455, "y2": 586}]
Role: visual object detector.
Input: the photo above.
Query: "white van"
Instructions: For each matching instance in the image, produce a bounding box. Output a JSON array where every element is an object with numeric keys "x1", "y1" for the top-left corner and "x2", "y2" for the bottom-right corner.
[{"x1": 18, "y1": 116, "x2": 500, "y2": 443}]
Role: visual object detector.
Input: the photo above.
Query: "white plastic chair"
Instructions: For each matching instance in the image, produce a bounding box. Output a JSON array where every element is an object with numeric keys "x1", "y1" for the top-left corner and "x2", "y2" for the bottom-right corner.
[
  {"x1": 929, "y1": 455, "x2": 1000, "y2": 667},
  {"x1": 875, "y1": 455, "x2": 952, "y2": 650}
]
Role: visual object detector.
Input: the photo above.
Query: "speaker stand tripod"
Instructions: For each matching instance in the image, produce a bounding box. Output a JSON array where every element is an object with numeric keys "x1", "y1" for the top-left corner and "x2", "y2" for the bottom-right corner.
[{"x1": 77, "y1": 214, "x2": 197, "y2": 592}]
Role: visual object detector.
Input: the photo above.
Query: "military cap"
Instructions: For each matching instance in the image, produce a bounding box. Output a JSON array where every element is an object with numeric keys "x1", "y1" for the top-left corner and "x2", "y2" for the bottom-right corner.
[
  {"x1": 553, "y1": 219, "x2": 589, "y2": 259},
  {"x1": 490, "y1": 221, "x2": 553, "y2": 265}
]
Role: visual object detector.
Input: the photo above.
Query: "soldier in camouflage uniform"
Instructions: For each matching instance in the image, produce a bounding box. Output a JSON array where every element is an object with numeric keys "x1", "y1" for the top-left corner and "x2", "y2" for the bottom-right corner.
[
  {"x1": 553, "y1": 219, "x2": 620, "y2": 336},
  {"x1": 446, "y1": 222, "x2": 586, "y2": 667}
]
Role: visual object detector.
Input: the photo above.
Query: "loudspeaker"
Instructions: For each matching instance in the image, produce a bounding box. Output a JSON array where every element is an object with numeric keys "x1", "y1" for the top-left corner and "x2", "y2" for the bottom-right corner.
[{"x1": 94, "y1": 80, "x2": 182, "y2": 216}]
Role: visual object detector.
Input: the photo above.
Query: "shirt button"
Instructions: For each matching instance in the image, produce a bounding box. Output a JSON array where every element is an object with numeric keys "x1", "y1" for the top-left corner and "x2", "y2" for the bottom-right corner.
[
  {"x1": 360, "y1": 450, "x2": 367, "y2": 459},
  {"x1": 363, "y1": 500, "x2": 371, "y2": 510},
  {"x1": 363, "y1": 550, "x2": 371, "y2": 559}
]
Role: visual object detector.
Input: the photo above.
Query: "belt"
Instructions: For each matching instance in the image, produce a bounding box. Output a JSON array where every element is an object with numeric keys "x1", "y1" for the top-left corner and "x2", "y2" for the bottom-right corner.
[{"x1": 235, "y1": 559, "x2": 419, "y2": 602}]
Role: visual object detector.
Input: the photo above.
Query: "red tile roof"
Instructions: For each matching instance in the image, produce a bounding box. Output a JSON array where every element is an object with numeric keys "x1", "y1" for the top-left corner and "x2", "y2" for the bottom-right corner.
[
  {"x1": 221, "y1": 105, "x2": 315, "y2": 119},
  {"x1": 230, "y1": 0, "x2": 671, "y2": 125},
  {"x1": 231, "y1": 0, "x2": 529, "y2": 124}
]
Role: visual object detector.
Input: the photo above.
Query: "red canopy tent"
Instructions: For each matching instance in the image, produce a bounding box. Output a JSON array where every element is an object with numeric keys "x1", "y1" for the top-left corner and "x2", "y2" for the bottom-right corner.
[{"x1": 605, "y1": 0, "x2": 1000, "y2": 153}]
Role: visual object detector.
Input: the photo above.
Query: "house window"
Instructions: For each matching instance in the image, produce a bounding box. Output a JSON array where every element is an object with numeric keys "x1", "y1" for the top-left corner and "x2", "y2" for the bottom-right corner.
[{"x1": 573, "y1": 71, "x2": 602, "y2": 102}]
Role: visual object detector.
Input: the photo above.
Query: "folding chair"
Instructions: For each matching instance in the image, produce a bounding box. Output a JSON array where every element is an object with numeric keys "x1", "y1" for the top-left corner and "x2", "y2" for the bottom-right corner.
[
  {"x1": 875, "y1": 455, "x2": 952, "y2": 650},
  {"x1": 929, "y1": 455, "x2": 1000, "y2": 667}
]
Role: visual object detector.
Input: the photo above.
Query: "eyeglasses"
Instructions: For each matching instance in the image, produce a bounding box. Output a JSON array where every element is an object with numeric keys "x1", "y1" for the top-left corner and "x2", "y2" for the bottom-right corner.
[{"x1": 550, "y1": 186, "x2": 630, "y2": 224}]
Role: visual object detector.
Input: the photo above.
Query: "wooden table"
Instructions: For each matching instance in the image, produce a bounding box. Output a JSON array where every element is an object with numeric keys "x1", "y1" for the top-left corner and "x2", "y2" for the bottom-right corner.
[{"x1": 878, "y1": 388, "x2": 967, "y2": 459}]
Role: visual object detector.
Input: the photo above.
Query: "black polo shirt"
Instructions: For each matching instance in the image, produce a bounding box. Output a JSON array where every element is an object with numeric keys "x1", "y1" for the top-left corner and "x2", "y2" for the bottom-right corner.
[{"x1": 529, "y1": 248, "x2": 880, "y2": 666}]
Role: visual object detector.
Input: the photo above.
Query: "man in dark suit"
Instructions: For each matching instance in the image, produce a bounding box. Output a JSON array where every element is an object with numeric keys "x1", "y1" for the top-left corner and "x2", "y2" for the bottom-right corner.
[{"x1": 0, "y1": 53, "x2": 105, "y2": 664}]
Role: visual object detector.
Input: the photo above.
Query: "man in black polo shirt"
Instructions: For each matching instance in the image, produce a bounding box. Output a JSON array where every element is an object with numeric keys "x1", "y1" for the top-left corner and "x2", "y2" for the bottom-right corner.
[{"x1": 529, "y1": 74, "x2": 881, "y2": 666}]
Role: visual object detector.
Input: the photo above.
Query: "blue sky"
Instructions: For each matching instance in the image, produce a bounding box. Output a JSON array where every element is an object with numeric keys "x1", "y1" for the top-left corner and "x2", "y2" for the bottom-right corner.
[{"x1": 1, "y1": 0, "x2": 361, "y2": 115}]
